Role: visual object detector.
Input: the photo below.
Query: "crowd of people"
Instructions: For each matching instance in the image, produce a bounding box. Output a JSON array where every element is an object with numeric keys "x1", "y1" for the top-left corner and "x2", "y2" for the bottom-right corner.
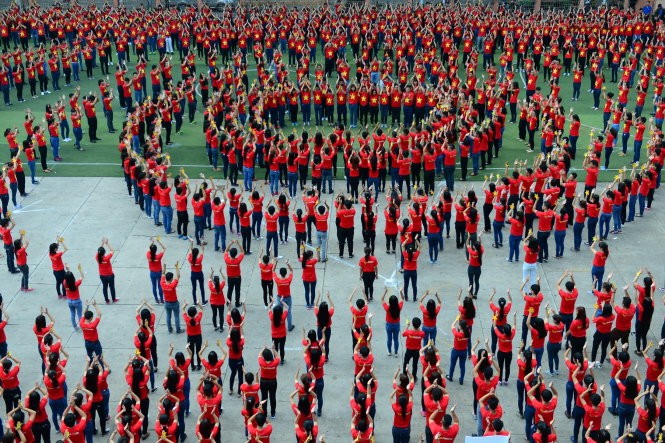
[{"x1": 1, "y1": 0, "x2": 665, "y2": 442}]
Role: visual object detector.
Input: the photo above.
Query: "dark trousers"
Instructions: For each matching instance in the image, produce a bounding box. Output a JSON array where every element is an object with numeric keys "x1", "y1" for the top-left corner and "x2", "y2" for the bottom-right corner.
[
  {"x1": 403, "y1": 349, "x2": 419, "y2": 375},
  {"x1": 228, "y1": 276, "x2": 241, "y2": 305},
  {"x1": 260, "y1": 379, "x2": 278, "y2": 416},
  {"x1": 99, "y1": 274, "x2": 116, "y2": 302}
]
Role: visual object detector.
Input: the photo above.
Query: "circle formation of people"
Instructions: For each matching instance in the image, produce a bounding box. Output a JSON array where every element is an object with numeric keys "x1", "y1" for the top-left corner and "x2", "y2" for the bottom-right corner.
[{"x1": 2, "y1": 1, "x2": 665, "y2": 443}]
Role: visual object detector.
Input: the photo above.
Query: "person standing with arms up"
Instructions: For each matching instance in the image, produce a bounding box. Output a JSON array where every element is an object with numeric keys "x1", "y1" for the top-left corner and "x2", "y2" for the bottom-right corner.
[
  {"x1": 95, "y1": 237, "x2": 117, "y2": 304},
  {"x1": 161, "y1": 261, "x2": 183, "y2": 334}
]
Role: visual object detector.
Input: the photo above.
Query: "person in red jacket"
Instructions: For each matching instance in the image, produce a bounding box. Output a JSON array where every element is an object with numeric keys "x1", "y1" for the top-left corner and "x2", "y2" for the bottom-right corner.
[{"x1": 95, "y1": 237, "x2": 117, "y2": 303}]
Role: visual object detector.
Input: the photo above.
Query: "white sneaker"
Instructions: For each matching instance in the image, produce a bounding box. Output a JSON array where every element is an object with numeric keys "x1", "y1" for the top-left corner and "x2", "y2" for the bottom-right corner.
[{"x1": 387, "y1": 352, "x2": 392, "y2": 357}]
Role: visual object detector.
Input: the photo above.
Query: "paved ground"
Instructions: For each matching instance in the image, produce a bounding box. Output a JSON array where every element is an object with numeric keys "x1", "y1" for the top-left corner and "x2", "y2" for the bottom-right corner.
[{"x1": 3, "y1": 176, "x2": 665, "y2": 442}]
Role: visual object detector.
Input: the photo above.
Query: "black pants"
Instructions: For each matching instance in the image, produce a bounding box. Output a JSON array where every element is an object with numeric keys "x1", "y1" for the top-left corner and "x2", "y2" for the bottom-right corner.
[
  {"x1": 362, "y1": 272, "x2": 376, "y2": 300},
  {"x1": 260, "y1": 379, "x2": 278, "y2": 416},
  {"x1": 87, "y1": 116, "x2": 98, "y2": 141},
  {"x1": 295, "y1": 231, "x2": 306, "y2": 259},
  {"x1": 363, "y1": 230, "x2": 375, "y2": 254},
  {"x1": 261, "y1": 280, "x2": 274, "y2": 306},
  {"x1": 272, "y1": 336, "x2": 286, "y2": 361},
  {"x1": 228, "y1": 357, "x2": 244, "y2": 393},
  {"x1": 140, "y1": 397, "x2": 150, "y2": 435},
  {"x1": 91, "y1": 400, "x2": 106, "y2": 434},
  {"x1": 100, "y1": 274, "x2": 116, "y2": 302},
  {"x1": 187, "y1": 334, "x2": 202, "y2": 367},
  {"x1": 403, "y1": 349, "x2": 419, "y2": 375},
  {"x1": 177, "y1": 210, "x2": 189, "y2": 236},
  {"x1": 39, "y1": 145, "x2": 48, "y2": 171},
  {"x1": 337, "y1": 227, "x2": 354, "y2": 256},
  {"x1": 455, "y1": 221, "x2": 467, "y2": 248},
  {"x1": 423, "y1": 170, "x2": 435, "y2": 195},
  {"x1": 227, "y1": 276, "x2": 241, "y2": 306},
  {"x1": 611, "y1": 328, "x2": 630, "y2": 349},
  {"x1": 591, "y1": 330, "x2": 610, "y2": 363},
  {"x1": 16, "y1": 171, "x2": 25, "y2": 196},
  {"x1": 211, "y1": 304, "x2": 225, "y2": 330},
  {"x1": 306, "y1": 216, "x2": 316, "y2": 244},
  {"x1": 3, "y1": 387, "x2": 20, "y2": 414},
  {"x1": 468, "y1": 265, "x2": 481, "y2": 295},
  {"x1": 497, "y1": 350, "x2": 513, "y2": 381},
  {"x1": 241, "y1": 226, "x2": 251, "y2": 253},
  {"x1": 635, "y1": 321, "x2": 650, "y2": 351},
  {"x1": 32, "y1": 420, "x2": 50, "y2": 443},
  {"x1": 386, "y1": 234, "x2": 397, "y2": 252},
  {"x1": 460, "y1": 157, "x2": 468, "y2": 180}
]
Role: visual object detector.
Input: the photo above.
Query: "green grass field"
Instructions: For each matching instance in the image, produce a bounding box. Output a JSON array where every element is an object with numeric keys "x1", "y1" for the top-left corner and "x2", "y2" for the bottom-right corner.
[{"x1": 2, "y1": 45, "x2": 633, "y2": 181}]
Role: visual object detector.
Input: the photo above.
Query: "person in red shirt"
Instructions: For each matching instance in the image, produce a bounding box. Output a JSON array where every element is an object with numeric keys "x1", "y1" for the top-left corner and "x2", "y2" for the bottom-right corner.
[
  {"x1": 429, "y1": 407, "x2": 460, "y2": 443},
  {"x1": 160, "y1": 262, "x2": 183, "y2": 334},
  {"x1": 247, "y1": 410, "x2": 273, "y2": 442},
  {"x1": 0, "y1": 353, "x2": 22, "y2": 413},
  {"x1": 147, "y1": 237, "x2": 166, "y2": 303},
  {"x1": 224, "y1": 239, "x2": 245, "y2": 307},
  {"x1": 268, "y1": 298, "x2": 289, "y2": 362},
  {"x1": 13, "y1": 230, "x2": 32, "y2": 291},
  {"x1": 60, "y1": 402, "x2": 87, "y2": 443},
  {"x1": 390, "y1": 389, "x2": 413, "y2": 442},
  {"x1": 358, "y1": 247, "x2": 378, "y2": 301},
  {"x1": 590, "y1": 239, "x2": 610, "y2": 291},
  {"x1": 402, "y1": 317, "x2": 425, "y2": 376},
  {"x1": 95, "y1": 238, "x2": 117, "y2": 303},
  {"x1": 187, "y1": 241, "x2": 206, "y2": 305},
  {"x1": 448, "y1": 316, "x2": 472, "y2": 385},
  {"x1": 401, "y1": 239, "x2": 421, "y2": 301},
  {"x1": 258, "y1": 346, "x2": 280, "y2": 419},
  {"x1": 182, "y1": 302, "x2": 204, "y2": 370},
  {"x1": 80, "y1": 301, "x2": 103, "y2": 363},
  {"x1": 467, "y1": 238, "x2": 484, "y2": 297}
]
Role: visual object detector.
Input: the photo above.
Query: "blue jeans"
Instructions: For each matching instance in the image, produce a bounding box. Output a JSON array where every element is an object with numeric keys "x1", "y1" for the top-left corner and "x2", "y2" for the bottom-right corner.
[
  {"x1": 533, "y1": 347, "x2": 544, "y2": 367},
  {"x1": 386, "y1": 321, "x2": 400, "y2": 354},
  {"x1": 547, "y1": 341, "x2": 561, "y2": 373},
  {"x1": 422, "y1": 325, "x2": 437, "y2": 346},
  {"x1": 269, "y1": 170, "x2": 279, "y2": 195},
  {"x1": 164, "y1": 301, "x2": 181, "y2": 332},
  {"x1": 50, "y1": 136, "x2": 60, "y2": 159},
  {"x1": 634, "y1": 140, "x2": 643, "y2": 163},
  {"x1": 493, "y1": 220, "x2": 504, "y2": 245},
  {"x1": 287, "y1": 172, "x2": 298, "y2": 196},
  {"x1": 161, "y1": 205, "x2": 173, "y2": 233},
  {"x1": 471, "y1": 152, "x2": 480, "y2": 173},
  {"x1": 229, "y1": 207, "x2": 239, "y2": 232},
  {"x1": 618, "y1": 403, "x2": 636, "y2": 437},
  {"x1": 591, "y1": 265, "x2": 605, "y2": 291},
  {"x1": 243, "y1": 167, "x2": 254, "y2": 191},
  {"x1": 213, "y1": 225, "x2": 226, "y2": 251},
  {"x1": 152, "y1": 200, "x2": 161, "y2": 225},
  {"x1": 612, "y1": 204, "x2": 622, "y2": 231},
  {"x1": 251, "y1": 212, "x2": 262, "y2": 238},
  {"x1": 403, "y1": 269, "x2": 417, "y2": 301},
  {"x1": 279, "y1": 296, "x2": 293, "y2": 329},
  {"x1": 49, "y1": 397, "x2": 67, "y2": 432},
  {"x1": 573, "y1": 221, "x2": 584, "y2": 250},
  {"x1": 316, "y1": 230, "x2": 328, "y2": 261},
  {"x1": 610, "y1": 377, "x2": 622, "y2": 411},
  {"x1": 392, "y1": 426, "x2": 411, "y2": 443},
  {"x1": 149, "y1": 271, "x2": 163, "y2": 302},
  {"x1": 266, "y1": 231, "x2": 278, "y2": 256},
  {"x1": 599, "y1": 212, "x2": 611, "y2": 239},
  {"x1": 554, "y1": 230, "x2": 566, "y2": 257},
  {"x1": 523, "y1": 262, "x2": 537, "y2": 283},
  {"x1": 194, "y1": 215, "x2": 205, "y2": 244},
  {"x1": 322, "y1": 169, "x2": 333, "y2": 193},
  {"x1": 144, "y1": 194, "x2": 152, "y2": 217},
  {"x1": 427, "y1": 233, "x2": 439, "y2": 262},
  {"x1": 303, "y1": 281, "x2": 316, "y2": 308},
  {"x1": 508, "y1": 234, "x2": 522, "y2": 260},
  {"x1": 587, "y1": 216, "x2": 598, "y2": 244},
  {"x1": 314, "y1": 378, "x2": 324, "y2": 415},
  {"x1": 627, "y1": 195, "x2": 637, "y2": 222},
  {"x1": 84, "y1": 339, "x2": 103, "y2": 362},
  {"x1": 68, "y1": 299, "x2": 82, "y2": 329},
  {"x1": 191, "y1": 271, "x2": 205, "y2": 304},
  {"x1": 448, "y1": 348, "x2": 466, "y2": 382}
]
